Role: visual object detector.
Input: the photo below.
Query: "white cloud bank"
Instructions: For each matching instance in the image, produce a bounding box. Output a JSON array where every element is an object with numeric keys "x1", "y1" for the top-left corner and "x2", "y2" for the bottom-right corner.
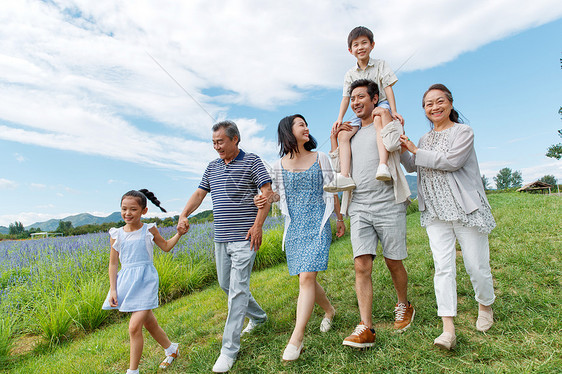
[
  {"x1": 1, "y1": 0, "x2": 561, "y2": 175},
  {"x1": 0, "y1": 178, "x2": 18, "y2": 189}
]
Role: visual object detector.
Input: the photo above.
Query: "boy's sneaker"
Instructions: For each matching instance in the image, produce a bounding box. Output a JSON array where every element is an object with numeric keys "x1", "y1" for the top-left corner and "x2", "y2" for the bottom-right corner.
[
  {"x1": 394, "y1": 301, "x2": 415, "y2": 332},
  {"x1": 342, "y1": 322, "x2": 375, "y2": 348},
  {"x1": 375, "y1": 164, "x2": 392, "y2": 181},
  {"x1": 241, "y1": 317, "x2": 267, "y2": 336},
  {"x1": 323, "y1": 173, "x2": 356, "y2": 193}
]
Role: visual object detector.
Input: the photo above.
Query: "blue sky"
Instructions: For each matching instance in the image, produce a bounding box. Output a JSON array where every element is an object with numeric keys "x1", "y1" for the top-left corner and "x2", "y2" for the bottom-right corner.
[{"x1": 1, "y1": 1, "x2": 561, "y2": 227}]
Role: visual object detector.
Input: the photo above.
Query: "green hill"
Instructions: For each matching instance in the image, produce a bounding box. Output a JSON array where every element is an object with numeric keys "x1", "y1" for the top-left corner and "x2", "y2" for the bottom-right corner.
[
  {"x1": 27, "y1": 212, "x2": 123, "y2": 231},
  {"x1": 189, "y1": 209, "x2": 213, "y2": 221}
]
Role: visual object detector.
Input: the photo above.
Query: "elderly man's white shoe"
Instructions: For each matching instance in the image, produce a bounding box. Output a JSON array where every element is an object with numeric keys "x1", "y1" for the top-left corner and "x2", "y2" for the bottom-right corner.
[{"x1": 212, "y1": 354, "x2": 235, "y2": 373}]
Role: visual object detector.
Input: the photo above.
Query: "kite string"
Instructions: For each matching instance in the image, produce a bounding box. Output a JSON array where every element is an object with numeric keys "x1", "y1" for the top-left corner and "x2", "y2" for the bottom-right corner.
[
  {"x1": 145, "y1": 50, "x2": 216, "y2": 123},
  {"x1": 145, "y1": 49, "x2": 416, "y2": 152}
]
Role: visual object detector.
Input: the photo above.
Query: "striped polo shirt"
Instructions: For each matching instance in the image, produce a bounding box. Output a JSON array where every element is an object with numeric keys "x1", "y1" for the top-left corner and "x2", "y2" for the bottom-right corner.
[{"x1": 198, "y1": 149, "x2": 272, "y2": 242}]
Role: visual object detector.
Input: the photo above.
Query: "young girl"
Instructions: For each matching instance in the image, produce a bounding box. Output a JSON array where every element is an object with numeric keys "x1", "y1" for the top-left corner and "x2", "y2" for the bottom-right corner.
[{"x1": 102, "y1": 189, "x2": 186, "y2": 373}]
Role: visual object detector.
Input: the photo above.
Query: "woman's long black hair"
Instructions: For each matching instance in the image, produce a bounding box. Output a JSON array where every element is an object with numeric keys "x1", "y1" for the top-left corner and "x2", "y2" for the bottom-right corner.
[{"x1": 277, "y1": 114, "x2": 317, "y2": 158}]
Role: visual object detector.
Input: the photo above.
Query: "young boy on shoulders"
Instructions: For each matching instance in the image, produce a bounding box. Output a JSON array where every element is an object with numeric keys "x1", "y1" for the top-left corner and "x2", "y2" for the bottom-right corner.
[{"x1": 325, "y1": 26, "x2": 404, "y2": 193}]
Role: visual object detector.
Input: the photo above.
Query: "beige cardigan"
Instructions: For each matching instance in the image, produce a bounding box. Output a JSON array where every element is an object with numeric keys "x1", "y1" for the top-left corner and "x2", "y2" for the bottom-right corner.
[
  {"x1": 401, "y1": 123, "x2": 491, "y2": 214},
  {"x1": 329, "y1": 120, "x2": 411, "y2": 215}
]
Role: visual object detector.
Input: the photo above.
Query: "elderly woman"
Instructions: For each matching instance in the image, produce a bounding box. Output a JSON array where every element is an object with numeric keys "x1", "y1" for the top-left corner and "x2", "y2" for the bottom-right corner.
[{"x1": 401, "y1": 84, "x2": 496, "y2": 350}]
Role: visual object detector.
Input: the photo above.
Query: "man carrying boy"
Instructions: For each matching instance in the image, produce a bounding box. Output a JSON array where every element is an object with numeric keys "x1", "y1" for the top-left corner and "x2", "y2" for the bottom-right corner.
[
  {"x1": 325, "y1": 26, "x2": 404, "y2": 192},
  {"x1": 178, "y1": 120, "x2": 272, "y2": 372},
  {"x1": 330, "y1": 79, "x2": 414, "y2": 348}
]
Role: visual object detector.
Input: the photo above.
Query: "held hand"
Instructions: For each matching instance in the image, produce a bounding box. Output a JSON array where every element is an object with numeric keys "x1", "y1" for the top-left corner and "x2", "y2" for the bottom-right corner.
[
  {"x1": 336, "y1": 220, "x2": 346, "y2": 238},
  {"x1": 331, "y1": 120, "x2": 342, "y2": 135},
  {"x1": 253, "y1": 194, "x2": 268, "y2": 209},
  {"x1": 331, "y1": 121, "x2": 353, "y2": 140},
  {"x1": 177, "y1": 217, "x2": 190, "y2": 234},
  {"x1": 392, "y1": 112, "x2": 404, "y2": 125},
  {"x1": 339, "y1": 121, "x2": 353, "y2": 133},
  {"x1": 400, "y1": 134, "x2": 418, "y2": 154},
  {"x1": 245, "y1": 225, "x2": 263, "y2": 251},
  {"x1": 371, "y1": 106, "x2": 387, "y2": 119},
  {"x1": 177, "y1": 224, "x2": 188, "y2": 236},
  {"x1": 109, "y1": 290, "x2": 118, "y2": 307}
]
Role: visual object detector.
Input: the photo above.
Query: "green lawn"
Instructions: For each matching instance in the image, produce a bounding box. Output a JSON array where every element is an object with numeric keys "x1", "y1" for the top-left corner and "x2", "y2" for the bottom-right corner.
[{"x1": 6, "y1": 193, "x2": 562, "y2": 373}]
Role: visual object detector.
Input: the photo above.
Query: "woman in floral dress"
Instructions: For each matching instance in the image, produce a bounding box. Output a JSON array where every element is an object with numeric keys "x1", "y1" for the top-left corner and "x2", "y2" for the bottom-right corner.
[{"x1": 257, "y1": 114, "x2": 345, "y2": 361}]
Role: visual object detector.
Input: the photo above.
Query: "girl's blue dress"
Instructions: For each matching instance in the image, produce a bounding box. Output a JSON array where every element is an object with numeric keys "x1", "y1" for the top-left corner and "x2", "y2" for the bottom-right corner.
[
  {"x1": 282, "y1": 158, "x2": 331, "y2": 276},
  {"x1": 102, "y1": 223, "x2": 159, "y2": 312}
]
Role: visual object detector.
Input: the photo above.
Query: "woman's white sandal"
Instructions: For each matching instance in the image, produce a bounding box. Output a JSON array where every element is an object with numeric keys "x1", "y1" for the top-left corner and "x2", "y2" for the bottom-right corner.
[{"x1": 320, "y1": 317, "x2": 333, "y2": 333}]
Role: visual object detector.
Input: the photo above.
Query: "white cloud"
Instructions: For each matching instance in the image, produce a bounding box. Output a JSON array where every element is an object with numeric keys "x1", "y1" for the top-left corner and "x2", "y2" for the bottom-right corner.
[
  {"x1": 520, "y1": 160, "x2": 562, "y2": 183},
  {"x1": 36, "y1": 204, "x2": 55, "y2": 209},
  {"x1": 480, "y1": 158, "x2": 562, "y2": 186},
  {"x1": 0, "y1": 212, "x2": 72, "y2": 227},
  {"x1": 14, "y1": 153, "x2": 26, "y2": 162},
  {"x1": 107, "y1": 179, "x2": 128, "y2": 185},
  {"x1": 30, "y1": 183, "x2": 47, "y2": 189},
  {"x1": 1, "y1": 0, "x2": 561, "y2": 176},
  {"x1": 0, "y1": 178, "x2": 18, "y2": 189}
]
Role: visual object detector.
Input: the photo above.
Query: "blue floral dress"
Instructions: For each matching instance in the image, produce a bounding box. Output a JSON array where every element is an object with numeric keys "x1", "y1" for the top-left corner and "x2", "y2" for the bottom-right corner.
[{"x1": 282, "y1": 157, "x2": 332, "y2": 276}]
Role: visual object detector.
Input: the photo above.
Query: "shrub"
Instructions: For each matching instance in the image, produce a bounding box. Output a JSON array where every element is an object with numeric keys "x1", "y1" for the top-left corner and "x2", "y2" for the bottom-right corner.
[
  {"x1": 73, "y1": 276, "x2": 109, "y2": 331},
  {"x1": 254, "y1": 225, "x2": 285, "y2": 271},
  {"x1": 407, "y1": 199, "x2": 419, "y2": 215},
  {"x1": 33, "y1": 287, "x2": 74, "y2": 346},
  {"x1": 0, "y1": 314, "x2": 14, "y2": 367}
]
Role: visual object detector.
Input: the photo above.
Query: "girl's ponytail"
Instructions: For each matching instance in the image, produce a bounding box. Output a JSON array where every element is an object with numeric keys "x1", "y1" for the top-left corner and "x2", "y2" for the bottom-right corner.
[
  {"x1": 122, "y1": 189, "x2": 167, "y2": 212},
  {"x1": 138, "y1": 189, "x2": 167, "y2": 213}
]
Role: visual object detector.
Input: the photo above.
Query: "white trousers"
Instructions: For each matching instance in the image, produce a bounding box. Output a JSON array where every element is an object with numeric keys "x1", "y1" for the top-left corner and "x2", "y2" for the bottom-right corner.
[{"x1": 426, "y1": 219, "x2": 495, "y2": 317}]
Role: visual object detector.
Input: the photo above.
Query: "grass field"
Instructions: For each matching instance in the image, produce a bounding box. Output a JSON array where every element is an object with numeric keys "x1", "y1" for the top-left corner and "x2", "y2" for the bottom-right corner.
[{"x1": 3, "y1": 193, "x2": 561, "y2": 373}]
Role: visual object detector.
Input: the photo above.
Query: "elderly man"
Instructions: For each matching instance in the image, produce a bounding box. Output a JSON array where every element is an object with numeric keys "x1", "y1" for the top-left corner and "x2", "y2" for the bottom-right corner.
[
  {"x1": 178, "y1": 120, "x2": 272, "y2": 373},
  {"x1": 330, "y1": 79, "x2": 415, "y2": 349}
]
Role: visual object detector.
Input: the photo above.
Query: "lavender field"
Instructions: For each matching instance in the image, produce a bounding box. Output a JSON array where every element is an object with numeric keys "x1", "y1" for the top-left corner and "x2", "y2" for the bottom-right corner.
[{"x1": 0, "y1": 217, "x2": 284, "y2": 358}]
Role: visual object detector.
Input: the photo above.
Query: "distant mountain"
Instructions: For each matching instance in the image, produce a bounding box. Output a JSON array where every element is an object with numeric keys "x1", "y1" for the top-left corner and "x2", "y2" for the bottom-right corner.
[
  {"x1": 27, "y1": 212, "x2": 123, "y2": 231},
  {"x1": 22, "y1": 180, "x2": 418, "y2": 232},
  {"x1": 190, "y1": 209, "x2": 213, "y2": 220},
  {"x1": 0, "y1": 226, "x2": 8, "y2": 235},
  {"x1": 406, "y1": 174, "x2": 418, "y2": 199}
]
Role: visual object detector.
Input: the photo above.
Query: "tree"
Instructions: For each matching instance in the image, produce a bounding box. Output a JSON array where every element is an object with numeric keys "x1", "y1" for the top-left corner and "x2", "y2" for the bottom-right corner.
[
  {"x1": 494, "y1": 167, "x2": 523, "y2": 190},
  {"x1": 481, "y1": 175, "x2": 490, "y2": 191},
  {"x1": 539, "y1": 175, "x2": 557, "y2": 187},
  {"x1": 56, "y1": 220, "x2": 74, "y2": 236},
  {"x1": 8, "y1": 221, "x2": 25, "y2": 235},
  {"x1": 546, "y1": 61, "x2": 562, "y2": 158},
  {"x1": 494, "y1": 168, "x2": 512, "y2": 190},
  {"x1": 546, "y1": 128, "x2": 562, "y2": 160},
  {"x1": 511, "y1": 170, "x2": 523, "y2": 188}
]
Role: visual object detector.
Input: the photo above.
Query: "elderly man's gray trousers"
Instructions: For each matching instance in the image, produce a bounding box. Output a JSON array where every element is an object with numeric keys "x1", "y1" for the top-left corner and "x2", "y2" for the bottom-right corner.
[{"x1": 215, "y1": 241, "x2": 267, "y2": 359}]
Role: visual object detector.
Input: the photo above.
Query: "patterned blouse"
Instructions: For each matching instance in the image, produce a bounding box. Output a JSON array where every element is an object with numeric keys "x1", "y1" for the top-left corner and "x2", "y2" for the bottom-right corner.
[{"x1": 419, "y1": 127, "x2": 496, "y2": 234}]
